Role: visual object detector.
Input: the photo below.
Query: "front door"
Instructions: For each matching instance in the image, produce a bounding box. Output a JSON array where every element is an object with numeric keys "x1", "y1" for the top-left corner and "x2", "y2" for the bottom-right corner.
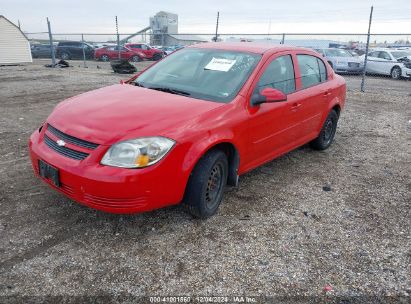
[{"x1": 245, "y1": 53, "x2": 301, "y2": 167}]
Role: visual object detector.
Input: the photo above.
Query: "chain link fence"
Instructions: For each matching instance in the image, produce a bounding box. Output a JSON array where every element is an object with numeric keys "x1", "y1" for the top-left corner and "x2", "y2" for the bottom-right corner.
[{"x1": 25, "y1": 30, "x2": 411, "y2": 91}]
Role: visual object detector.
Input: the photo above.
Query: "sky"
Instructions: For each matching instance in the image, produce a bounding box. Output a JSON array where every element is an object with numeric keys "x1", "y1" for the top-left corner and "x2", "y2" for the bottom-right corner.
[{"x1": 1, "y1": 0, "x2": 411, "y2": 35}]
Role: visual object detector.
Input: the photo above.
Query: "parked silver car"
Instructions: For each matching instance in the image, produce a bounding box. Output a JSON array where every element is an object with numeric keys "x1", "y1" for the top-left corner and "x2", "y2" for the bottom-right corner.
[
  {"x1": 360, "y1": 48, "x2": 411, "y2": 79},
  {"x1": 315, "y1": 48, "x2": 364, "y2": 74}
]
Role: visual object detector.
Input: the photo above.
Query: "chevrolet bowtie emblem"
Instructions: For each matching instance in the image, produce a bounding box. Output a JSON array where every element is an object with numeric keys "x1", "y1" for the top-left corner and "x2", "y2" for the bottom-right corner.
[{"x1": 56, "y1": 139, "x2": 66, "y2": 147}]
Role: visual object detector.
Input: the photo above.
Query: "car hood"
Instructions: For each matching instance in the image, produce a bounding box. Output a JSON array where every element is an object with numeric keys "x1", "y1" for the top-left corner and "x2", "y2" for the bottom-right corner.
[{"x1": 47, "y1": 84, "x2": 225, "y2": 145}]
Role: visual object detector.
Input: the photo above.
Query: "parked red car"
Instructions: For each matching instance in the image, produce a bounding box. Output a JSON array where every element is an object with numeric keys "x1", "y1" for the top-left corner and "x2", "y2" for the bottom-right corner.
[
  {"x1": 94, "y1": 46, "x2": 146, "y2": 62},
  {"x1": 29, "y1": 43, "x2": 346, "y2": 218},
  {"x1": 124, "y1": 43, "x2": 164, "y2": 61}
]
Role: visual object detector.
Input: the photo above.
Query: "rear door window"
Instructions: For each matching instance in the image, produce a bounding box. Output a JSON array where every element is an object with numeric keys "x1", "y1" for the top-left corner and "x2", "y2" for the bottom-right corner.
[{"x1": 297, "y1": 55, "x2": 326, "y2": 89}]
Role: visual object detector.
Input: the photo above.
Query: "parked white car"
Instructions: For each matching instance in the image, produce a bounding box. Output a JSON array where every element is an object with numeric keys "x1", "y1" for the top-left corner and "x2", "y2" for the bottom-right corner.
[{"x1": 361, "y1": 48, "x2": 411, "y2": 79}]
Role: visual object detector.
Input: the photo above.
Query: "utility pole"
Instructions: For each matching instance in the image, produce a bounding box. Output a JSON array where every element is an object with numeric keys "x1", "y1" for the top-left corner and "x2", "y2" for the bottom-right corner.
[
  {"x1": 81, "y1": 34, "x2": 87, "y2": 68},
  {"x1": 361, "y1": 6, "x2": 373, "y2": 92},
  {"x1": 116, "y1": 16, "x2": 120, "y2": 59},
  {"x1": 214, "y1": 12, "x2": 219, "y2": 42},
  {"x1": 47, "y1": 17, "x2": 56, "y2": 66}
]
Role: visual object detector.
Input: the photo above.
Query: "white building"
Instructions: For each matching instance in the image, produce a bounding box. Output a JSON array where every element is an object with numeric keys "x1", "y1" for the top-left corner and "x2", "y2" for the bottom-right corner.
[
  {"x1": 0, "y1": 15, "x2": 32, "y2": 65},
  {"x1": 150, "y1": 11, "x2": 178, "y2": 35},
  {"x1": 149, "y1": 11, "x2": 206, "y2": 46}
]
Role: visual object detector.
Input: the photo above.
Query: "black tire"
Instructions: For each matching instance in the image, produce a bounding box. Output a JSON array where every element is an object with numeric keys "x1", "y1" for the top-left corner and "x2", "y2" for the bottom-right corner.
[
  {"x1": 391, "y1": 66, "x2": 401, "y2": 80},
  {"x1": 310, "y1": 110, "x2": 339, "y2": 150},
  {"x1": 60, "y1": 52, "x2": 70, "y2": 60},
  {"x1": 100, "y1": 54, "x2": 110, "y2": 62},
  {"x1": 153, "y1": 53, "x2": 162, "y2": 61},
  {"x1": 183, "y1": 150, "x2": 228, "y2": 219},
  {"x1": 131, "y1": 55, "x2": 141, "y2": 62}
]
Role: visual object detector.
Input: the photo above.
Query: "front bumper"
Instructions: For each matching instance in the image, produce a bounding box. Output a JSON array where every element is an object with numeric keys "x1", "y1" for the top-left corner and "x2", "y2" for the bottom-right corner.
[
  {"x1": 29, "y1": 128, "x2": 187, "y2": 214},
  {"x1": 334, "y1": 65, "x2": 364, "y2": 74},
  {"x1": 401, "y1": 66, "x2": 411, "y2": 78}
]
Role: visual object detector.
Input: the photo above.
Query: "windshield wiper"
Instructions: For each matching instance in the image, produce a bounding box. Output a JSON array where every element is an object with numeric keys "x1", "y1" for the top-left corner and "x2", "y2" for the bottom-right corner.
[
  {"x1": 148, "y1": 86, "x2": 191, "y2": 96},
  {"x1": 134, "y1": 81, "x2": 145, "y2": 88}
]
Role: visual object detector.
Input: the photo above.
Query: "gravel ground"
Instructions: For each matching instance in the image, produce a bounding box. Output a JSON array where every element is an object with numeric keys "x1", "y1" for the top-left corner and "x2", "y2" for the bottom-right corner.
[{"x1": 0, "y1": 60, "x2": 410, "y2": 303}]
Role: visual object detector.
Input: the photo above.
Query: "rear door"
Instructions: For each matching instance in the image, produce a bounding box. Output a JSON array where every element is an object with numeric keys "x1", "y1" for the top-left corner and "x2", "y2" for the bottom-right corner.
[
  {"x1": 293, "y1": 54, "x2": 331, "y2": 140},
  {"x1": 140, "y1": 44, "x2": 152, "y2": 57}
]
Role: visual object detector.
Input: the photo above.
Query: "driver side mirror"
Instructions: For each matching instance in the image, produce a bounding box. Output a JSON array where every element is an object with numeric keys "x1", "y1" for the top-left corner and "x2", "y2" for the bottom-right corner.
[{"x1": 251, "y1": 88, "x2": 287, "y2": 106}]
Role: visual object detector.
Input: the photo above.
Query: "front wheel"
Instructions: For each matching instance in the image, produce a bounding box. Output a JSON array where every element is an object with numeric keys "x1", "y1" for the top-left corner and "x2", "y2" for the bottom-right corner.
[
  {"x1": 153, "y1": 53, "x2": 162, "y2": 61},
  {"x1": 183, "y1": 150, "x2": 228, "y2": 219},
  {"x1": 131, "y1": 55, "x2": 141, "y2": 62},
  {"x1": 60, "y1": 52, "x2": 70, "y2": 60},
  {"x1": 310, "y1": 110, "x2": 339, "y2": 150},
  {"x1": 391, "y1": 66, "x2": 401, "y2": 80}
]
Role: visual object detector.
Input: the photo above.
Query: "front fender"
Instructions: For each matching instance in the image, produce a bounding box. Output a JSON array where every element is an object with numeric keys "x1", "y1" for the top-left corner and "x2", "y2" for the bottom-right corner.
[{"x1": 181, "y1": 130, "x2": 237, "y2": 175}]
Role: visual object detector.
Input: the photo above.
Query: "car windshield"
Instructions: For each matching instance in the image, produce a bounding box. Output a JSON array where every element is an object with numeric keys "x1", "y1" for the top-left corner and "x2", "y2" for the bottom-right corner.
[
  {"x1": 135, "y1": 48, "x2": 261, "y2": 103},
  {"x1": 391, "y1": 51, "x2": 411, "y2": 59},
  {"x1": 324, "y1": 49, "x2": 352, "y2": 57}
]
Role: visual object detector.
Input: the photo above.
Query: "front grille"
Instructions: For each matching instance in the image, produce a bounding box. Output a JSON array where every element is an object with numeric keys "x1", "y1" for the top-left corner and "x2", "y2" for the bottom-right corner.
[
  {"x1": 44, "y1": 135, "x2": 89, "y2": 160},
  {"x1": 47, "y1": 124, "x2": 99, "y2": 150}
]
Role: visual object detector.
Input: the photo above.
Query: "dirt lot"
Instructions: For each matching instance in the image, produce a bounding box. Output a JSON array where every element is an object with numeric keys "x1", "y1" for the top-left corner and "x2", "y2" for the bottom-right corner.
[{"x1": 0, "y1": 59, "x2": 410, "y2": 302}]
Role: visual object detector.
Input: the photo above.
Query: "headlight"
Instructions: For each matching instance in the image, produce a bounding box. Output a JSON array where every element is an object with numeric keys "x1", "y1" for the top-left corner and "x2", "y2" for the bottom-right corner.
[{"x1": 101, "y1": 137, "x2": 175, "y2": 168}]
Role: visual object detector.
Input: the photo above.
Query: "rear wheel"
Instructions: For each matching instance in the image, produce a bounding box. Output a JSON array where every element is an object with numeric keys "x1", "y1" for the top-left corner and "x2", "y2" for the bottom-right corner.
[
  {"x1": 391, "y1": 66, "x2": 401, "y2": 79},
  {"x1": 100, "y1": 54, "x2": 110, "y2": 62},
  {"x1": 310, "y1": 110, "x2": 338, "y2": 150},
  {"x1": 183, "y1": 150, "x2": 228, "y2": 219}
]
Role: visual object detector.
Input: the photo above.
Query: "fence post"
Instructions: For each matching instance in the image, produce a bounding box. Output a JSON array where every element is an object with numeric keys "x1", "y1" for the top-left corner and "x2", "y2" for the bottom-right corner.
[
  {"x1": 361, "y1": 6, "x2": 374, "y2": 92},
  {"x1": 47, "y1": 17, "x2": 56, "y2": 66},
  {"x1": 116, "y1": 16, "x2": 120, "y2": 59},
  {"x1": 281, "y1": 33, "x2": 285, "y2": 44},
  {"x1": 214, "y1": 12, "x2": 220, "y2": 42},
  {"x1": 81, "y1": 34, "x2": 87, "y2": 68}
]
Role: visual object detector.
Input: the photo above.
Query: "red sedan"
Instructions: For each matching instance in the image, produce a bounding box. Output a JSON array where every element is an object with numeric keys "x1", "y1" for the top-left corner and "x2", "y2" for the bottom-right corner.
[
  {"x1": 124, "y1": 43, "x2": 164, "y2": 61},
  {"x1": 94, "y1": 45, "x2": 146, "y2": 62},
  {"x1": 29, "y1": 43, "x2": 346, "y2": 218}
]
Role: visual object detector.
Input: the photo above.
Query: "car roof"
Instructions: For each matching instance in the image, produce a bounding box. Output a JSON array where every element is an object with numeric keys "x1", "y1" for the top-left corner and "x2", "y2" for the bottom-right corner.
[{"x1": 188, "y1": 42, "x2": 312, "y2": 54}]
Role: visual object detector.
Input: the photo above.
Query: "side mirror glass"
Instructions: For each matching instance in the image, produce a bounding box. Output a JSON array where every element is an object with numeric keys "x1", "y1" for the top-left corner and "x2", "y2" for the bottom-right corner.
[{"x1": 251, "y1": 88, "x2": 287, "y2": 106}]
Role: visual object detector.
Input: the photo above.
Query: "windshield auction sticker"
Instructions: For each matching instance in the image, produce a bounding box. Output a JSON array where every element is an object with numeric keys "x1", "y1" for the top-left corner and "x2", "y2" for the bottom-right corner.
[{"x1": 204, "y1": 57, "x2": 237, "y2": 72}]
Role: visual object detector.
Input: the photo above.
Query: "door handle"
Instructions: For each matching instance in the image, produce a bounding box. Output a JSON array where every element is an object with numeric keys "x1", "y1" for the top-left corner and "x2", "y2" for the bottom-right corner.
[
  {"x1": 323, "y1": 90, "x2": 332, "y2": 97},
  {"x1": 290, "y1": 103, "x2": 302, "y2": 111}
]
